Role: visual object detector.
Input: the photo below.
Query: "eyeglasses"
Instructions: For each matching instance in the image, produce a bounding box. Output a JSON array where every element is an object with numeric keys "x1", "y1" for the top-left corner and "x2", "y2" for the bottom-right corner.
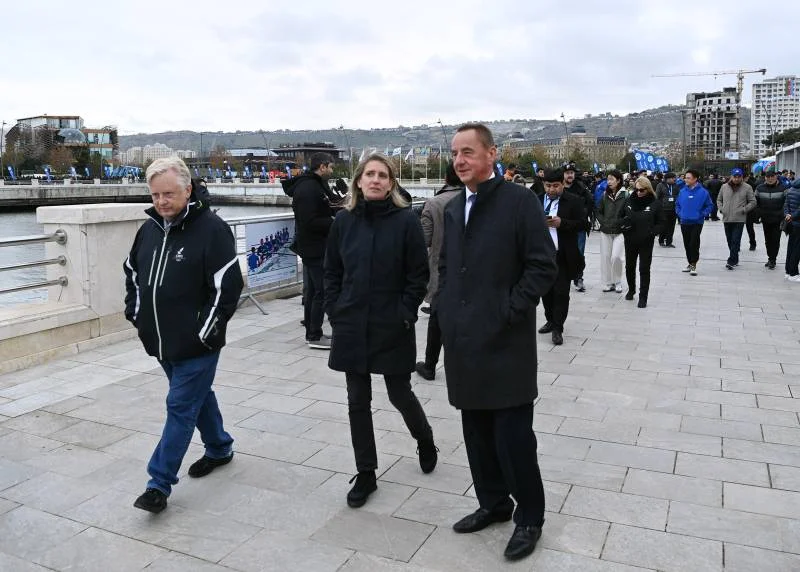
[{"x1": 635, "y1": 187, "x2": 646, "y2": 191}]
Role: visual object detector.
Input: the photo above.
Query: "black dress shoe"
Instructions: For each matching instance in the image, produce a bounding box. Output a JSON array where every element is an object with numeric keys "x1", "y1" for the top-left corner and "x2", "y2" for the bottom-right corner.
[
  {"x1": 347, "y1": 471, "x2": 377, "y2": 508},
  {"x1": 133, "y1": 488, "x2": 167, "y2": 513},
  {"x1": 504, "y1": 525, "x2": 542, "y2": 561},
  {"x1": 551, "y1": 331, "x2": 563, "y2": 345},
  {"x1": 420, "y1": 306, "x2": 431, "y2": 315},
  {"x1": 188, "y1": 453, "x2": 234, "y2": 478},
  {"x1": 417, "y1": 438, "x2": 439, "y2": 474},
  {"x1": 453, "y1": 507, "x2": 513, "y2": 533},
  {"x1": 415, "y1": 361, "x2": 435, "y2": 381},
  {"x1": 625, "y1": 291, "x2": 635, "y2": 301},
  {"x1": 538, "y1": 322, "x2": 554, "y2": 334}
]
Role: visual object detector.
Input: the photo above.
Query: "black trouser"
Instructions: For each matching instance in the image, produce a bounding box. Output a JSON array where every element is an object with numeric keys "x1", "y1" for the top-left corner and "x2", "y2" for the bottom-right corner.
[
  {"x1": 763, "y1": 221, "x2": 782, "y2": 262},
  {"x1": 625, "y1": 238, "x2": 654, "y2": 299},
  {"x1": 681, "y1": 224, "x2": 703, "y2": 265},
  {"x1": 709, "y1": 191, "x2": 719, "y2": 219},
  {"x1": 462, "y1": 404, "x2": 545, "y2": 527},
  {"x1": 301, "y1": 258, "x2": 324, "y2": 341},
  {"x1": 786, "y1": 229, "x2": 800, "y2": 276},
  {"x1": 423, "y1": 309, "x2": 442, "y2": 368},
  {"x1": 746, "y1": 219, "x2": 757, "y2": 248},
  {"x1": 542, "y1": 263, "x2": 570, "y2": 332},
  {"x1": 346, "y1": 372, "x2": 432, "y2": 472},
  {"x1": 659, "y1": 212, "x2": 677, "y2": 245}
]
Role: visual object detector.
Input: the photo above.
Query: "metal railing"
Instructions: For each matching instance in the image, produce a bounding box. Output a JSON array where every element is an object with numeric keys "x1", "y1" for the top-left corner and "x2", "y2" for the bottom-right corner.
[{"x1": 0, "y1": 230, "x2": 69, "y2": 296}]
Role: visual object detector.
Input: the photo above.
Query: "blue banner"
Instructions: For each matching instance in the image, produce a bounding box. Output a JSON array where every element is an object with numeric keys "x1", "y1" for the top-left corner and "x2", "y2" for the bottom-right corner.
[
  {"x1": 207, "y1": 167, "x2": 213, "y2": 178},
  {"x1": 285, "y1": 164, "x2": 292, "y2": 179},
  {"x1": 193, "y1": 168, "x2": 200, "y2": 177},
  {"x1": 261, "y1": 165, "x2": 267, "y2": 177},
  {"x1": 634, "y1": 150, "x2": 646, "y2": 171},
  {"x1": 7, "y1": 166, "x2": 15, "y2": 180},
  {"x1": 496, "y1": 162, "x2": 504, "y2": 176},
  {"x1": 216, "y1": 168, "x2": 221, "y2": 178},
  {"x1": 593, "y1": 162, "x2": 599, "y2": 174},
  {"x1": 532, "y1": 162, "x2": 538, "y2": 173},
  {"x1": 44, "y1": 167, "x2": 51, "y2": 182},
  {"x1": 85, "y1": 167, "x2": 91, "y2": 178},
  {"x1": 645, "y1": 153, "x2": 655, "y2": 170},
  {"x1": 70, "y1": 166, "x2": 77, "y2": 177}
]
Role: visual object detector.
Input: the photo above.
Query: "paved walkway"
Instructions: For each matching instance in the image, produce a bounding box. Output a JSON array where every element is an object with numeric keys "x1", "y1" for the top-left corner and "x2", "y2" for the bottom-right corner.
[{"x1": 1, "y1": 224, "x2": 799, "y2": 571}]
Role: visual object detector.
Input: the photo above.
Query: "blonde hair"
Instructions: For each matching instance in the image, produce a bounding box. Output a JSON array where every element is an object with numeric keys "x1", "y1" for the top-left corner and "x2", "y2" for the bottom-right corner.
[
  {"x1": 146, "y1": 157, "x2": 192, "y2": 189},
  {"x1": 635, "y1": 176, "x2": 656, "y2": 198},
  {"x1": 346, "y1": 154, "x2": 409, "y2": 211}
]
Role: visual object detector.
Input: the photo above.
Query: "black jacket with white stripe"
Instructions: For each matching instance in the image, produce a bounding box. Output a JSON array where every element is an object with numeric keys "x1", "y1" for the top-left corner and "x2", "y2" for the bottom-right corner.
[{"x1": 123, "y1": 198, "x2": 243, "y2": 362}]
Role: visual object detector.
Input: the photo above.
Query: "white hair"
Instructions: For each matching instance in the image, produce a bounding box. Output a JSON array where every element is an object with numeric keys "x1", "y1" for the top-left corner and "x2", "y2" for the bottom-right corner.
[{"x1": 146, "y1": 157, "x2": 192, "y2": 189}]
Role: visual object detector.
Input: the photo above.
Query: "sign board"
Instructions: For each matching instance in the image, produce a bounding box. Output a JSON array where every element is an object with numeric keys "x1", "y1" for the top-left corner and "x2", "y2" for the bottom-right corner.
[
  {"x1": 244, "y1": 219, "x2": 297, "y2": 289},
  {"x1": 725, "y1": 151, "x2": 740, "y2": 160}
]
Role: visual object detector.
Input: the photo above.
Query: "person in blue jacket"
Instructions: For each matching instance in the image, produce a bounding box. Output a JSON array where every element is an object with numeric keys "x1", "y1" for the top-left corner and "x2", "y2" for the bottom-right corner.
[{"x1": 675, "y1": 169, "x2": 714, "y2": 276}]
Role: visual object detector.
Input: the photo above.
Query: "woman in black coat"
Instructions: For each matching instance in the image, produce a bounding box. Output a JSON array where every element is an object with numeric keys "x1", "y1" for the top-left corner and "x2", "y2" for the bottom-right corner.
[
  {"x1": 324, "y1": 153, "x2": 437, "y2": 509},
  {"x1": 620, "y1": 176, "x2": 663, "y2": 308}
]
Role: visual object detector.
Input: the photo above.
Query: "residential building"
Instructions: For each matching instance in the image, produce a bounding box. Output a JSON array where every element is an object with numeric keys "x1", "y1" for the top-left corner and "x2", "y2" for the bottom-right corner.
[
  {"x1": 751, "y1": 75, "x2": 800, "y2": 158},
  {"x1": 503, "y1": 133, "x2": 627, "y2": 167},
  {"x1": 120, "y1": 143, "x2": 196, "y2": 165},
  {"x1": 686, "y1": 88, "x2": 739, "y2": 160},
  {"x1": 5, "y1": 115, "x2": 118, "y2": 162}
]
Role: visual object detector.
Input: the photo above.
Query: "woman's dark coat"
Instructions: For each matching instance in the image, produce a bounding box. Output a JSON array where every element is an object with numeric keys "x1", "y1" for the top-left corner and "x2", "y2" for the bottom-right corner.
[
  {"x1": 620, "y1": 194, "x2": 664, "y2": 244},
  {"x1": 324, "y1": 198, "x2": 429, "y2": 375},
  {"x1": 436, "y1": 178, "x2": 558, "y2": 410}
]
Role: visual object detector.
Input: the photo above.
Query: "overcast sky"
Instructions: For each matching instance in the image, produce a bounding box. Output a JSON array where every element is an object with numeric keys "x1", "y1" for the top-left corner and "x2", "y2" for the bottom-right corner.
[{"x1": 2, "y1": 0, "x2": 796, "y2": 135}]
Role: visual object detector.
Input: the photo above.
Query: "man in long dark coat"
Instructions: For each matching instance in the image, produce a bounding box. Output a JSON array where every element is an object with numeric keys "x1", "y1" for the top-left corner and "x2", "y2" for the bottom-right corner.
[{"x1": 436, "y1": 123, "x2": 558, "y2": 561}]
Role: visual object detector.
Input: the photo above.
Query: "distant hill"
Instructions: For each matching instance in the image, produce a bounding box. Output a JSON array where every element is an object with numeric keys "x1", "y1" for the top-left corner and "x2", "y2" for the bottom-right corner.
[{"x1": 118, "y1": 104, "x2": 751, "y2": 152}]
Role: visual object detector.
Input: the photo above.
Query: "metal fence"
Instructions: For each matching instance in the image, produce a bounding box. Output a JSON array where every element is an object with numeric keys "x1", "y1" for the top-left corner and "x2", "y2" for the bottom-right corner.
[{"x1": 0, "y1": 230, "x2": 68, "y2": 296}]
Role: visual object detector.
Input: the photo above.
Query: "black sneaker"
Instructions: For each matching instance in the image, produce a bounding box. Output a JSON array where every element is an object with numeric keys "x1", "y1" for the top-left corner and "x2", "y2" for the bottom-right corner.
[
  {"x1": 749, "y1": 244, "x2": 757, "y2": 251},
  {"x1": 538, "y1": 322, "x2": 554, "y2": 334},
  {"x1": 415, "y1": 361, "x2": 435, "y2": 381},
  {"x1": 574, "y1": 279, "x2": 585, "y2": 292},
  {"x1": 767, "y1": 260, "x2": 776, "y2": 270},
  {"x1": 417, "y1": 438, "x2": 439, "y2": 474},
  {"x1": 347, "y1": 471, "x2": 377, "y2": 508},
  {"x1": 307, "y1": 335, "x2": 332, "y2": 350},
  {"x1": 726, "y1": 264, "x2": 734, "y2": 270},
  {"x1": 625, "y1": 291, "x2": 635, "y2": 300},
  {"x1": 420, "y1": 306, "x2": 431, "y2": 315},
  {"x1": 134, "y1": 488, "x2": 167, "y2": 514},
  {"x1": 188, "y1": 452, "x2": 234, "y2": 478}
]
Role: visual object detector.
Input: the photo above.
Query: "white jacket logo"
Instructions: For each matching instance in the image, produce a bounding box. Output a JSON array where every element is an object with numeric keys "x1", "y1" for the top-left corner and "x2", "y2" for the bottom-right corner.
[{"x1": 174, "y1": 247, "x2": 185, "y2": 262}]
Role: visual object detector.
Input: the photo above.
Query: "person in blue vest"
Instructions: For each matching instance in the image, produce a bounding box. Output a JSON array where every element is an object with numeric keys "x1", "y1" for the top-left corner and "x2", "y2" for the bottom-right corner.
[{"x1": 675, "y1": 169, "x2": 714, "y2": 276}]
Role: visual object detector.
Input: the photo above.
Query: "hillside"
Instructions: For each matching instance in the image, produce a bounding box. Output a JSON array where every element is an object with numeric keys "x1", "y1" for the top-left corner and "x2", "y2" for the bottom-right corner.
[{"x1": 118, "y1": 105, "x2": 752, "y2": 152}]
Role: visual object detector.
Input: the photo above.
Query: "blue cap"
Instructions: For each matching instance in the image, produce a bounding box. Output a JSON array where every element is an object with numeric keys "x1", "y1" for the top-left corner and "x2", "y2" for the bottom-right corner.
[{"x1": 731, "y1": 168, "x2": 744, "y2": 176}]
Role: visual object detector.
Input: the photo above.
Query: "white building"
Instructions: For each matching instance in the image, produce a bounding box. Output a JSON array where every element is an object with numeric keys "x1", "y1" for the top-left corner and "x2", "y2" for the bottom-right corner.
[
  {"x1": 120, "y1": 144, "x2": 196, "y2": 164},
  {"x1": 751, "y1": 75, "x2": 800, "y2": 158},
  {"x1": 686, "y1": 88, "x2": 740, "y2": 161}
]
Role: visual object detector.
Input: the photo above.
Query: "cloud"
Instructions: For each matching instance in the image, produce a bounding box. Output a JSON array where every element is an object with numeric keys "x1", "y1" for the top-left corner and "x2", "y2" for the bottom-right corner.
[{"x1": 0, "y1": 0, "x2": 796, "y2": 134}]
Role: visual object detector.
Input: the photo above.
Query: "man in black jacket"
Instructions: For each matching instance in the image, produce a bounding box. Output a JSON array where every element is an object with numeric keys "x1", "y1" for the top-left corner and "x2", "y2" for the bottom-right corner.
[
  {"x1": 756, "y1": 167, "x2": 790, "y2": 269},
  {"x1": 537, "y1": 168, "x2": 585, "y2": 345},
  {"x1": 438, "y1": 123, "x2": 557, "y2": 561},
  {"x1": 287, "y1": 153, "x2": 335, "y2": 349},
  {"x1": 655, "y1": 172, "x2": 679, "y2": 247},
  {"x1": 123, "y1": 157, "x2": 244, "y2": 514},
  {"x1": 563, "y1": 164, "x2": 592, "y2": 292},
  {"x1": 705, "y1": 173, "x2": 722, "y2": 221}
]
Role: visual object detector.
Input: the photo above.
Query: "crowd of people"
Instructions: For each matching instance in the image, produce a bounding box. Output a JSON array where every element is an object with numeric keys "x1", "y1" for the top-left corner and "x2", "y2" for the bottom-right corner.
[{"x1": 122, "y1": 139, "x2": 800, "y2": 564}]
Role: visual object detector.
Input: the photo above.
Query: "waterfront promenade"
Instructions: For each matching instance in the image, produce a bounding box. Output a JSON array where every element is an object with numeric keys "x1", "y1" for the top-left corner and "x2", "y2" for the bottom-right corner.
[{"x1": 0, "y1": 227, "x2": 799, "y2": 571}]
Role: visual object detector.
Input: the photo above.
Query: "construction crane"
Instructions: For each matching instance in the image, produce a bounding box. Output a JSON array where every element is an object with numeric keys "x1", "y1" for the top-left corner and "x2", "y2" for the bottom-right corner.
[
  {"x1": 652, "y1": 69, "x2": 766, "y2": 160},
  {"x1": 651, "y1": 68, "x2": 766, "y2": 104}
]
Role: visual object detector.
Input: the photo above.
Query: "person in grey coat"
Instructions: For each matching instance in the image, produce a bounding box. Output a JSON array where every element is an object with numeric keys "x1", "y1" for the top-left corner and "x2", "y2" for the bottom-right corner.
[
  {"x1": 415, "y1": 162, "x2": 463, "y2": 380},
  {"x1": 716, "y1": 168, "x2": 756, "y2": 270},
  {"x1": 437, "y1": 123, "x2": 557, "y2": 562}
]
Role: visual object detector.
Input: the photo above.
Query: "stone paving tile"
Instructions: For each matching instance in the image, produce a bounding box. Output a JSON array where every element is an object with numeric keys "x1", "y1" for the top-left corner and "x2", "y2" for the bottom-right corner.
[
  {"x1": 0, "y1": 552, "x2": 50, "y2": 571},
  {"x1": 724, "y1": 482, "x2": 800, "y2": 520},
  {"x1": 408, "y1": 525, "x2": 529, "y2": 571},
  {"x1": 144, "y1": 551, "x2": 234, "y2": 571},
  {"x1": 679, "y1": 416, "x2": 763, "y2": 441},
  {"x1": 311, "y1": 510, "x2": 434, "y2": 562},
  {"x1": 723, "y1": 380, "x2": 792, "y2": 397},
  {"x1": 222, "y1": 530, "x2": 353, "y2": 572},
  {"x1": 381, "y1": 457, "x2": 472, "y2": 495},
  {"x1": 1, "y1": 471, "x2": 107, "y2": 515},
  {"x1": 32, "y1": 526, "x2": 166, "y2": 572},
  {"x1": 0, "y1": 506, "x2": 87, "y2": 561},
  {"x1": 770, "y1": 464, "x2": 800, "y2": 492},
  {"x1": 722, "y1": 404, "x2": 799, "y2": 427},
  {"x1": 0, "y1": 430, "x2": 64, "y2": 462},
  {"x1": 724, "y1": 437, "x2": 800, "y2": 466},
  {"x1": 0, "y1": 410, "x2": 82, "y2": 437},
  {"x1": 586, "y1": 442, "x2": 675, "y2": 473},
  {"x1": 540, "y1": 455, "x2": 627, "y2": 491},
  {"x1": 724, "y1": 543, "x2": 800, "y2": 572},
  {"x1": 763, "y1": 425, "x2": 800, "y2": 446},
  {"x1": 530, "y1": 548, "x2": 655, "y2": 571},
  {"x1": 622, "y1": 469, "x2": 721, "y2": 507},
  {"x1": 675, "y1": 452, "x2": 771, "y2": 487},
  {"x1": 602, "y1": 524, "x2": 722, "y2": 572},
  {"x1": 23, "y1": 444, "x2": 119, "y2": 478},
  {"x1": 667, "y1": 501, "x2": 800, "y2": 554},
  {"x1": 48, "y1": 419, "x2": 134, "y2": 449},
  {"x1": 304, "y1": 443, "x2": 398, "y2": 476},
  {"x1": 556, "y1": 418, "x2": 641, "y2": 445},
  {"x1": 637, "y1": 427, "x2": 721, "y2": 456},
  {"x1": 561, "y1": 486, "x2": 668, "y2": 530}
]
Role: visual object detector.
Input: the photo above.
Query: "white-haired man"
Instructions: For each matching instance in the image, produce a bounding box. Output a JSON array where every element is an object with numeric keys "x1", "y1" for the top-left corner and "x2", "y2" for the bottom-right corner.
[{"x1": 124, "y1": 157, "x2": 243, "y2": 513}]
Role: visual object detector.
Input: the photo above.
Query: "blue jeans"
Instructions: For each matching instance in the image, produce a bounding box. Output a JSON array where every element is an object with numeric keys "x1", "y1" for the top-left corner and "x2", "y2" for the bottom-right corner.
[
  {"x1": 724, "y1": 222, "x2": 744, "y2": 266},
  {"x1": 575, "y1": 230, "x2": 587, "y2": 280},
  {"x1": 147, "y1": 351, "x2": 233, "y2": 495}
]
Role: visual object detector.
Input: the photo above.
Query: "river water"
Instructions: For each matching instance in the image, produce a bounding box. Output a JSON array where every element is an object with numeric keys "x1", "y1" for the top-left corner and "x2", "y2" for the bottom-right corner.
[{"x1": 0, "y1": 204, "x2": 290, "y2": 308}]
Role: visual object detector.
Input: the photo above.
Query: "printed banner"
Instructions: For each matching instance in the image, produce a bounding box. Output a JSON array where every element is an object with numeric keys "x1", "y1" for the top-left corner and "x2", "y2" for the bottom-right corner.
[{"x1": 245, "y1": 220, "x2": 298, "y2": 290}]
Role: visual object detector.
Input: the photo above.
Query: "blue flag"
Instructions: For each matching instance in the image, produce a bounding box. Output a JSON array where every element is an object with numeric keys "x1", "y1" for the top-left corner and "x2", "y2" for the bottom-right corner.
[
  {"x1": 216, "y1": 168, "x2": 221, "y2": 178},
  {"x1": 7, "y1": 166, "x2": 15, "y2": 180},
  {"x1": 261, "y1": 165, "x2": 267, "y2": 177},
  {"x1": 593, "y1": 163, "x2": 599, "y2": 174},
  {"x1": 84, "y1": 167, "x2": 91, "y2": 178},
  {"x1": 285, "y1": 165, "x2": 292, "y2": 179},
  {"x1": 496, "y1": 162, "x2": 504, "y2": 176},
  {"x1": 532, "y1": 162, "x2": 538, "y2": 173},
  {"x1": 207, "y1": 167, "x2": 213, "y2": 177},
  {"x1": 194, "y1": 168, "x2": 200, "y2": 177},
  {"x1": 70, "y1": 166, "x2": 77, "y2": 177},
  {"x1": 44, "y1": 167, "x2": 51, "y2": 182}
]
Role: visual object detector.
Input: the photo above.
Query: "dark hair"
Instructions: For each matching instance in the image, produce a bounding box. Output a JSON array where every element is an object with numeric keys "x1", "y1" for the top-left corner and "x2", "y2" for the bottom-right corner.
[
  {"x1": 607, "y1": 169, "x2": 623, "y2": 181},
  {"x1": 507, "y1": 163, "x2": 517, "y2": 171},
  {"x1": 685, "y1": 168, "x2": 702, "y2": 180},
  {"x1": 665, "y1": 172, "x2": 676, "y2": 180},
  {"x1": 456, "y1": 122, "x2": 495, "y2": 148},
  {"x1": 309, "y1": 152, "x2": 334, "y2": 173},
  {"x1": 444, "y1": 161, "x2": 462, "y2": 187},
  {"x1": 542, "y1": 168, "x2": 564, "y2": 183}
]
